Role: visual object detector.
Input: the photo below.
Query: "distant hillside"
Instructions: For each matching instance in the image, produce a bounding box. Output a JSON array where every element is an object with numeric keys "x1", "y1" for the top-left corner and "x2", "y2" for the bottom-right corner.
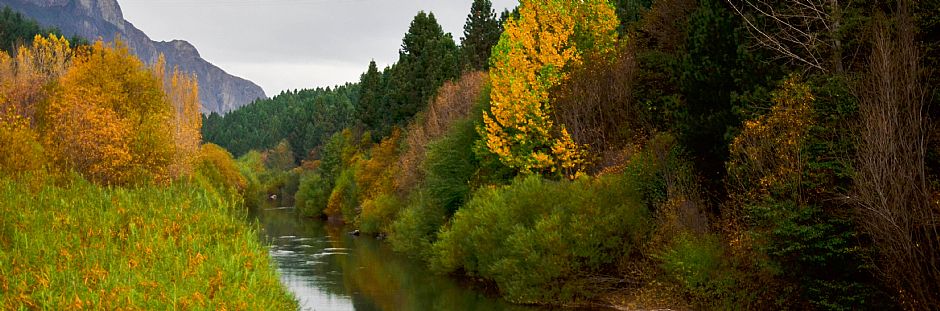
[{"x1": 0, "y1": 0, "x2": 267, "y2": 114}]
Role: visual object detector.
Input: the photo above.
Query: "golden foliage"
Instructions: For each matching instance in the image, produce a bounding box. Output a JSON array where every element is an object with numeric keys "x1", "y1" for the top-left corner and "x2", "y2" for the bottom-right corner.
[
  {"x1": 45, "y1": 39, "x2": 174, "y2": 185},
  {"x1": 197, "y1": 143, "x2": 247, "y2": 193},
  {"x1": 728, "y1": 75, "x2": 814, "y2": 203},
  {"x1": 0, "y1": 34, "x2": 72, "y2": 123},
  {"x1": 481, "y1": 0, "x2": 618, "y2": 178},
  {"x1": 154, "y1": 55, "x2": 203, "y2": 180},
  {"x1": 357, "y1": 129, "x2": 401, "y2": 200},
  {"x1": 0, "y1": 105, "x2": 44, "y2": 175}
]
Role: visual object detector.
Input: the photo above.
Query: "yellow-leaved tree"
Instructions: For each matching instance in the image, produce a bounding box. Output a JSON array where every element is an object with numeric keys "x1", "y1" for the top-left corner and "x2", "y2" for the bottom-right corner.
[
  {"x1": 0, "y1": 34, "x2": 73, "y2": 175},
  {"x1": 153, "y1": 55, "x2": 203, "y2": 180},
  {"x1": 727, "y1": 75, "x2": 814, "y2": 205},
  {"x1": 480, "y1": 0, "x2": 619, "y2": 178},
  {"x1": 45, "y1": 39, "x2": 174, "y2": 185}
]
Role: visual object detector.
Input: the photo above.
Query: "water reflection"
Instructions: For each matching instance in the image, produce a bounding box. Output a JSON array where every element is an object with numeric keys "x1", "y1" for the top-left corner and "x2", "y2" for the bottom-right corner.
[{"x1": 254, "y1": 207, "x2": 541, "y2": 311}]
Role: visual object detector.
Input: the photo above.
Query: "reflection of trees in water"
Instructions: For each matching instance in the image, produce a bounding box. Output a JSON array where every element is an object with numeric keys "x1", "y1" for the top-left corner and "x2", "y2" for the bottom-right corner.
[{"x1": 256, "y1": 208, "x2": 538, "y2": 311}]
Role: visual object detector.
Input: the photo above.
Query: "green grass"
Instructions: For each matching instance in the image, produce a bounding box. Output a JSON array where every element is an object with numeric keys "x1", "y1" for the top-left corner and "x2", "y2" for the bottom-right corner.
[{"x1": 0, "y1": 173, "x2": 297, "y2": 310}]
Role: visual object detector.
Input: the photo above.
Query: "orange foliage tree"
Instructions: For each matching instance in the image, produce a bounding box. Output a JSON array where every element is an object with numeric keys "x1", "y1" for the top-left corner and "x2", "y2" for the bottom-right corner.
[
  {"x1": 0, "y1": 34, "x2": 72, "y2": 121},
  {"x1": 357, "y1": 130, "x2": 403, "y2": 232},
  {"x1": 0, "y1": 34, "x2": 73, "y2": 175},
  {"x1": 480, "y1": 0, "x2": 619, "y2": 178},
  {"x1": 44, "y1": 39, "x2": 173, "y2": 185},
  {"x1": 153, "y1": 55, "x2": 203, "y2": 180}
]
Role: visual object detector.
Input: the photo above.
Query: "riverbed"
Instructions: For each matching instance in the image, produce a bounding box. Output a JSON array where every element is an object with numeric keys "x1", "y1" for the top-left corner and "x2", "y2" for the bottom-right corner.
[{"x1": 252, "y1": 206, "x2": 545, "y2": 311}]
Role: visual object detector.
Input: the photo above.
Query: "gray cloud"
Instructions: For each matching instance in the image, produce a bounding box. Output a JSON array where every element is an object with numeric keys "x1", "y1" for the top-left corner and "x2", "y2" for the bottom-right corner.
[{"x1": 119, "y1": 0, "x2": 517, "y2": 94}]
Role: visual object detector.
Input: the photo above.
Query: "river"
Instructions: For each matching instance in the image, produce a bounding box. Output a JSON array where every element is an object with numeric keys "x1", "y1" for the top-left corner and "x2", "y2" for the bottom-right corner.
[{"x1": 252, "y1": 206, "x2": 548, "y2": 311}]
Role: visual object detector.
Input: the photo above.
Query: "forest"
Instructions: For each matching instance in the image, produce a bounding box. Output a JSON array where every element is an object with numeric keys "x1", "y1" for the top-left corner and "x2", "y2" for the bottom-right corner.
[
  {"x1": 2, "y1": 0, "x2": 939, "y2": 309},
  {"x1": 202, "y1": 0, "x2": 940, "y2": 309}
]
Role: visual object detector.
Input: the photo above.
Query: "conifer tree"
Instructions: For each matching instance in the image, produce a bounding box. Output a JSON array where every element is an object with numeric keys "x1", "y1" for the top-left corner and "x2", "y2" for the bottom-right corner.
[
  {"x1": 387, "y1": 11, "x2": 460, "y2": 128},
  {"x1": 460, "y1": 0, "x2": 501, "y2": 70},
  {"x1": 357, "y1": 60, "x2": 385, "y2": 134}
]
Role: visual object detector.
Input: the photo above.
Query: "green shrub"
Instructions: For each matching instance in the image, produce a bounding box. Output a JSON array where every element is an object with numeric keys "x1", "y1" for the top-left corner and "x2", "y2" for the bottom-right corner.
[
  {"x1": 431, "y1": 174, "x2": 651, "y2": 304},
  {"x1": 424, "y1": 119, "x2": 478, "y2": 215},
  {"x1": 659, "y1": 233, "x2": 729, "y2": 299},
  {"x1": 295, "y1": 172, "x2": 331, "y2": 217},
  {"x1": 359, "y1": 193, "x2": 402, "y2": 235},
  {"x1": 327, "y1": 167, "x2": 359, "y2": 221},
  {"x1": 389, "y1": 190, "x2": 447, "y2": 260},
  {"x1": 749, "y1": 201, "x2": 890, "y2": 310}
]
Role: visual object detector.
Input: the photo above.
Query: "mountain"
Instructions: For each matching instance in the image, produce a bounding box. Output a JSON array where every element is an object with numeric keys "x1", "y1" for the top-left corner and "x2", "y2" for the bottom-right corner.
[{"x1": 0, "y1": 0, "x2": 267, "y2": 114}]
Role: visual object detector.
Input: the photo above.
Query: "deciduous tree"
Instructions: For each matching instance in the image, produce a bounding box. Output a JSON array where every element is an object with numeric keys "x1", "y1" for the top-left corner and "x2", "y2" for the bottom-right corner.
[
  {"x1": 45, "y1": 39, "x2": 173, "y2": 185},
  {"x1": 480, "y1": 0, "x2": 619, "y2": 178}
]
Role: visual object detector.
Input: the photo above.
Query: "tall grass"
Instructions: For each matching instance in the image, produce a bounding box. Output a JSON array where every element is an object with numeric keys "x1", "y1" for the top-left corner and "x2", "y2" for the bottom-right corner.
[{"x1": 0, "y1": 173, "x2": 296, "y2": 309}]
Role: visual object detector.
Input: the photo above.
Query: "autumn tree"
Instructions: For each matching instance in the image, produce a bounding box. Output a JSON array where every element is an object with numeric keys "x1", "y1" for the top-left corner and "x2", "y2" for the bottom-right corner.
[
  {"x1": 0, "y1": 34, "x2": 73, "y2": 175},
  {"x1": 45, "y1": 39, "x2": 174, "y2": 185},
  {"x1": 460, "y1": 0, "x2": 502, "y2": 71},
  {"x1": 264, "y1": 139, "x2": 296, "y2": 171},
  {"x1": 153, "y1": 55, "x2": 203, "y2": 180},
  {"x1": 727, "y1": 75, "x2": 814, "y2": 206},
  {"x1": 0, "y1": 34, "x2": 72, "y2": 122},
  {"x1": 480, "y1": 0, "x2": 619, "y2": 178}
]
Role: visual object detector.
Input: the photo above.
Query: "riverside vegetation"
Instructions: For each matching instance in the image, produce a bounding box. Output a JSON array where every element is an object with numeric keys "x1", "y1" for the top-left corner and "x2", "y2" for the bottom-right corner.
[
  {"x1": 205, "y1": 0, "x2": 940, "y2": 309},
  {"x1": 3, "y1": 0, "x2": 939, "y2": 310},
  {"x1": 0, "y1": 12, "x2": 296, "y2": 309}
]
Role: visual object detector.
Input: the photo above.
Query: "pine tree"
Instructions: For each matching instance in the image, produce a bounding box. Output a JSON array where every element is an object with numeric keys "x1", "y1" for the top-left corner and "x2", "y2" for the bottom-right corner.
[
  {"x1": 357, "y1": 60, "x2": 385, "y2": 134},
  {"x1": 387, "y1": 11, "x2": 460, "y2": 129},
  {"x1": 460, "y1": 0, "x2": 501, "y2": 71}
]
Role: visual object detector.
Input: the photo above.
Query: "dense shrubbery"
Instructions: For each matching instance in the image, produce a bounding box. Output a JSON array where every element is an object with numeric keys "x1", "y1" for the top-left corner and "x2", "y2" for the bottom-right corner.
[
  {"x1": 423, "y1": 119, "x2": 479, "y2": 215},
  {"x1": 430, "y1": 174, "x2": 651, "y2": 304},
  {"x1": 194, "y1": 143, "x2": 247, "y2": 195},
  {"x1": 295, "y1": 172, "x2": 330, "y2": 217}
]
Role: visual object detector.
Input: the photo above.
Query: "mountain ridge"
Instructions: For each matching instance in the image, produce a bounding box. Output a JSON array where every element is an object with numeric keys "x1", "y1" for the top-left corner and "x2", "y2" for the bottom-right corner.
[{"x1": 0, "y1": 0, "x2": 267, "y2": 114}]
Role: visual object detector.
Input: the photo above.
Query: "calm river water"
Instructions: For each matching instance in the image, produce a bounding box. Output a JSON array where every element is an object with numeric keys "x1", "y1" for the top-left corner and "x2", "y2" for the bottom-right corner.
[{"x1": 252, "y1": 206, "x2": 545, "y2": 311}]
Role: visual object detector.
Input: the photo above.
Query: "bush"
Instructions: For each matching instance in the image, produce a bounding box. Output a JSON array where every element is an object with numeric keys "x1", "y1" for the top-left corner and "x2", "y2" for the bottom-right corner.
[
  {"x1": 389, "y1": 190, "x2": 447, "y2": 260},
  {"x1": 0, "y1": 109, "x2": 44, "y2": 175},
  {"x1": 748, "y1": 201, "x2": 889, "y2": 310},
  {"x1": 195, "y1": 143, "x2": 246, "y2": 194},
  {"x1": 359, "y1": 193, "x2": 402, "y2": 235},
  {"x1": 327, "y1": 167, "x2": 358, "y2": 221},
  {"x1": 423, "y1": 119, "x2": 478, "y2": 215},
  {"x1": 295, "y1": 172, "x2": 330, "y2": 217},
  {"x1": 659, "y1": 233, "x2": 731, "y2": 304},
  {"x1": 431, "y1": 174, "x2": 651, "y2": 304}
]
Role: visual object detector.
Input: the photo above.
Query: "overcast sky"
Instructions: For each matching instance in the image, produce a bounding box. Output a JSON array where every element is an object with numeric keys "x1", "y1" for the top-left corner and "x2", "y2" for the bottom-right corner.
[{"x1": 119, "y1": 0, "x2": 518, "y2": 96}]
